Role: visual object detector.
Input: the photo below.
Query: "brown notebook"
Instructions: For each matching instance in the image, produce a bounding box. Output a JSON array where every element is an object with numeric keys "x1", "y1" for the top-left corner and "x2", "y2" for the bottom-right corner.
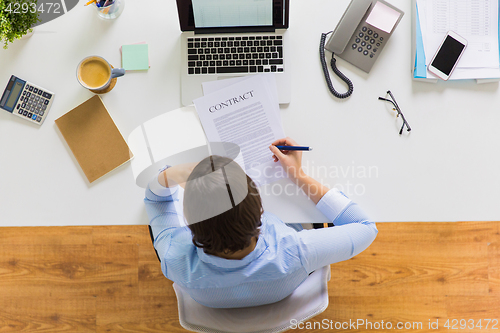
[{"x1": 55, "y1": 95, "x2": 133, "y2": 183}]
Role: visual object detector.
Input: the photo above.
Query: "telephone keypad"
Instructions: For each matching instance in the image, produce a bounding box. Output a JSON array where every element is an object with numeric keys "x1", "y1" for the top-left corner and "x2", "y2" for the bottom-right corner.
[{"x1": 354, "y1": 26, "x2": 384, "y2": 58}]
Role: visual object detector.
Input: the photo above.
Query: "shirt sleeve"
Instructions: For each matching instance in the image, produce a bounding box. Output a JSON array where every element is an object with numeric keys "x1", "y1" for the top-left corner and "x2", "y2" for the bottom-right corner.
[
  {"x1": 144, "y1": 170, "x2": 186, "y2": 267},
  {"x1": 297, "y1": 188, "x2": 378, "y2": 273}
]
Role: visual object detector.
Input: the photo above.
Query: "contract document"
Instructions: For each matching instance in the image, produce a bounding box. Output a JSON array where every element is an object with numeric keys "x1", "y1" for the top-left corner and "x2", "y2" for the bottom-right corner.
[{"x1": 193, "y1": 75, "x2": 286, "y2": 187}]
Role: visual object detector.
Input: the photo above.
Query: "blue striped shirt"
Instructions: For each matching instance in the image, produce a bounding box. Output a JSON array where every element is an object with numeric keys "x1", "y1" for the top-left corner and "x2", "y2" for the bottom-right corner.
[{"x1": 145, "y1": 175, "x2": 377, "y2": 308}]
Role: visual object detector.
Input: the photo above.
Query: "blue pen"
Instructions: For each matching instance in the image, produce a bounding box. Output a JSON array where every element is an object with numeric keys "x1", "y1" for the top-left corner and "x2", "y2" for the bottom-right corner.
[{"x1": 275, "y1": 146, "x2": 312, "y2": 151}]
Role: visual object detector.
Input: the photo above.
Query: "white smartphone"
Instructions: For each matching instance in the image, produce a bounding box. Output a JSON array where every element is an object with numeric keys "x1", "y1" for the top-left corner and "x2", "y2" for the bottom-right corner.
[{"x1": 428, "y1": 31, "x2": 468, "y2": 80}]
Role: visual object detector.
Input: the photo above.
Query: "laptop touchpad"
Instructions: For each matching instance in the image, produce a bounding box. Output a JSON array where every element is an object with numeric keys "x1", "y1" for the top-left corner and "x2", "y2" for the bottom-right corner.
[{"x1": 217, "y1": 76, "x2": 244, "y2": 80}]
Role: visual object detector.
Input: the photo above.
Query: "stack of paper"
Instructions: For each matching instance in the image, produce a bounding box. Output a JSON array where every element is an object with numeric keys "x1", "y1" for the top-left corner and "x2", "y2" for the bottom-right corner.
[{"x1": 413, "y1": 0, "x2": 500, "y2": 81}]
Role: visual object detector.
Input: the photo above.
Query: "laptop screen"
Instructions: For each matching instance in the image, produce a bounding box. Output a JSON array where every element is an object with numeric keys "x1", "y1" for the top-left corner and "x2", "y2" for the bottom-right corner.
[
  {"x1": 177, "y1": 0, "x2": 289, "y2": 33},
  {"x1": 192, "y1": 0, "x2": 273, "y2": 28}
]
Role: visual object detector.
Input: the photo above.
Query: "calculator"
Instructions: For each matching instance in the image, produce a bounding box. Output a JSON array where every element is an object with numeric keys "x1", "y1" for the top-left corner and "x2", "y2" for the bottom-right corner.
[{"x1": 0, "y1": 75, "x2": 55, "y2": 125}]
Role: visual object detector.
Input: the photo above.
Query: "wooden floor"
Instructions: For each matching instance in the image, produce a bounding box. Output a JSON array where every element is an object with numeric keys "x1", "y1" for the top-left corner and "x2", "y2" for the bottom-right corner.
[{"x1": 0, "y1": 222, "x2": 498, "y2": 332}]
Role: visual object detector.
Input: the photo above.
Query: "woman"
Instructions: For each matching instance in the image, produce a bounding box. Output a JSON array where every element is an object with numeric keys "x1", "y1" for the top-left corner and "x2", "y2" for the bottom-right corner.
[{"x1": 145, "y1": 137, "x2": 377, "y2": 308}]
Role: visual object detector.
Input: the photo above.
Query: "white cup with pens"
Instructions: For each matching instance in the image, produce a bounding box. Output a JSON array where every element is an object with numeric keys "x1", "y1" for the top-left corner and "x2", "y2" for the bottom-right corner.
[{"x1": 86, "y1": 0, "x2": 124, "y2": 20}]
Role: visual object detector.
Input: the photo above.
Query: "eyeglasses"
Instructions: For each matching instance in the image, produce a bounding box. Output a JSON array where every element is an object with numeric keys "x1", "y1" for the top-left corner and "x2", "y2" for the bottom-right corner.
[{"x1": 378, "y1": 90, "x2": 411, "y2": 135}]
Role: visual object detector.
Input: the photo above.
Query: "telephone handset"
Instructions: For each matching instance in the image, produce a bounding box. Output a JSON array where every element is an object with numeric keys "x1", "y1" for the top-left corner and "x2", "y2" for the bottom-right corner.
[
  {"x1": 320, "y1": 0, "x2": 404, "y2": 99},
  {"x1": 326, "y1": 0, "x2": 373, "y2": 55}
]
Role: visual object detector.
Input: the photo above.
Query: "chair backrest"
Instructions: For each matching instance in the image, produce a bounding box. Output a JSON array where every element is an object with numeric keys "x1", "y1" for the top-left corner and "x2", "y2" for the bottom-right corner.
[{"x1": 173, "y1": 265, "x2": 331, "y2": 333}]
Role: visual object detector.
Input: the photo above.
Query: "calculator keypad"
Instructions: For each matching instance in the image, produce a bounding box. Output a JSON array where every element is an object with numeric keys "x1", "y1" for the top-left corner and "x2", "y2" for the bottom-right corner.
[{"x1": 15, "y1": 83, "x2": 53, "y2": 125}]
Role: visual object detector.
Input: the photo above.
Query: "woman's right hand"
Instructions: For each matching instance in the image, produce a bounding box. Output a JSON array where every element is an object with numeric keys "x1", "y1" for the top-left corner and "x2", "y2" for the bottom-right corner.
[
  {"x1": 270, "y1": 137, "x2": 330, "y2": 204},
  {"x1": 269, "y1": 137, "x2": 306, "y2": 182}
]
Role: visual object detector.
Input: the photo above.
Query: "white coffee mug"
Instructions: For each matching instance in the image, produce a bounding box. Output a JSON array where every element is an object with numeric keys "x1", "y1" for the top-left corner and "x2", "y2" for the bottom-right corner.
[{"x1": 76, "y1": 56, "x2": 125, "y2": 91}]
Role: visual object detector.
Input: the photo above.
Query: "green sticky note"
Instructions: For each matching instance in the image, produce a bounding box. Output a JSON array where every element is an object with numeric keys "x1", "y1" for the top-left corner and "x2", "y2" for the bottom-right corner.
[{"x1": 122, "y1": 44, "x2": 149, "y2": 70}]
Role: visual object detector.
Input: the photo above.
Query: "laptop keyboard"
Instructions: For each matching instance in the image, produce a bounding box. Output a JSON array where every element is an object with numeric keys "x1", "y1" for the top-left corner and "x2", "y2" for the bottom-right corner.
[{"x1": 187, "y1": 36, "x2": 284, "y2": 75}]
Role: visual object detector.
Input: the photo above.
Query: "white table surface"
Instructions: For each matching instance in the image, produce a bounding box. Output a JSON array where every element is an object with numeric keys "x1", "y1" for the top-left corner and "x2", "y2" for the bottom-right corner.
[{"x1": 1, "y1": 0, "x2": 500, "y2": 227}]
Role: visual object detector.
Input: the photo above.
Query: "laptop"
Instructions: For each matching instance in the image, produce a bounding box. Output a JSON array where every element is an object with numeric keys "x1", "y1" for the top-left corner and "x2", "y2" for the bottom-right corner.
[{"x1": 177, "y1": 0, "x2": 291, "y2": 106}]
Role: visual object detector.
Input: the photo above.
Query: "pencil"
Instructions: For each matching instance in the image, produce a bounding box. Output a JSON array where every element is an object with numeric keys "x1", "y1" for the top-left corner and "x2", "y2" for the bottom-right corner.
[{"x1": 85, "y1": 0, "x2": 96, "y2": 5}]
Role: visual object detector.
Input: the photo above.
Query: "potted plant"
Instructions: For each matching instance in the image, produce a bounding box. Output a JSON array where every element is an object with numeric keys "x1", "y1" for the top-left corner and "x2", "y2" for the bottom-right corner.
[{"x1": 0, "y1": 0, "x2": 40, "y2": 49}]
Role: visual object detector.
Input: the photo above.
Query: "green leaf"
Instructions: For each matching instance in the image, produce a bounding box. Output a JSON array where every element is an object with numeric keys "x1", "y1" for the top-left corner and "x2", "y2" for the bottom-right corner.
[{"x1": 1, "y1": 0, "x2": 40, "y2": 49}]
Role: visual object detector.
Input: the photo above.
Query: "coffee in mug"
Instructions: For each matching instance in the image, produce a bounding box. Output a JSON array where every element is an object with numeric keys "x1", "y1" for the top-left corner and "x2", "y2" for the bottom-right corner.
[{"x1": 77, "y1": 56, "x2": 125, "y2": 92}]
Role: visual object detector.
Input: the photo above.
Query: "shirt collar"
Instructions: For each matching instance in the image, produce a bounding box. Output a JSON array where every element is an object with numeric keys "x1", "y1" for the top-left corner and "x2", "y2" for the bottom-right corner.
[{"x1": 197, "y1": 234, "x2": 267, "y2": 268}]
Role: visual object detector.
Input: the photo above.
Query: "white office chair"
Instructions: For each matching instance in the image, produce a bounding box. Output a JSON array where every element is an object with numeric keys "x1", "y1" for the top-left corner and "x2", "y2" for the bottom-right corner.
[{"x1": 173, "y1": 265, "x2": 331, "y2": 333}]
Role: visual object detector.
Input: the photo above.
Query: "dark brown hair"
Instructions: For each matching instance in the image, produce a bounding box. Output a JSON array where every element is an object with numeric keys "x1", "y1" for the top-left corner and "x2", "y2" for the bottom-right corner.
[{"x1": 184, "y1": 156, "x2": 263, "y2": 255}]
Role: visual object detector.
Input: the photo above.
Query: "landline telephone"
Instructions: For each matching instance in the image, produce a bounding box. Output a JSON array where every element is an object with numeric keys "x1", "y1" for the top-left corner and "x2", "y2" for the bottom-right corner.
[{"x1": 320, "y1": 0, "x2": 404, "y2": 98}]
